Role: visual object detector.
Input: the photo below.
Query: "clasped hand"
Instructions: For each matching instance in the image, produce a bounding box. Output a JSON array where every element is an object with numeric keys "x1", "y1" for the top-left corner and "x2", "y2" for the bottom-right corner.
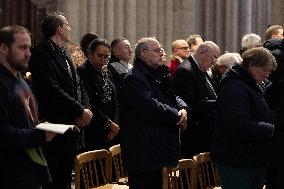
[{"x1": 176, "y1": 108, "x2": 187, "y2": 131}]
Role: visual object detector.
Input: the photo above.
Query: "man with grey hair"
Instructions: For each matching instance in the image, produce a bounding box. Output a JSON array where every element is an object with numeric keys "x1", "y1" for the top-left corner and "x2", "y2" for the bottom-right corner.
[
  {"x1": 119, "y1": 37, "x2": 188, "y2": 189},
  {"x1": 174, "y1": 41, "x2": 220, "y2": 158},
  {"x1": 240, "y1": 33, "x2": 262, "y2": 55}
]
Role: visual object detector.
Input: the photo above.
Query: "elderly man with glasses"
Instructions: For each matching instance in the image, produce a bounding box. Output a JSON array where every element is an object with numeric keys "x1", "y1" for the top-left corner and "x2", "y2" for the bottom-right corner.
[
  {"x1": 119, "y1": 37, "x2": 188, "y2": 189},
  {"x1": 168, "y1": 39, "x2": 191, "y2": 77},
  {"x1": 173, "y1": 41, "x2": 220, "y2": 158}
]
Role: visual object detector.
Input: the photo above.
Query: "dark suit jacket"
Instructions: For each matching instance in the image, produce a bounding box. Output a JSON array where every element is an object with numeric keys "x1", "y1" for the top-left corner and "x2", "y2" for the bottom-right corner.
[
  {"x1": 173, "y1": 56, "x2": 217, "y2": 157},
  {"x1": 29, "y1": 40, "x2": 89, "y2": 153}
]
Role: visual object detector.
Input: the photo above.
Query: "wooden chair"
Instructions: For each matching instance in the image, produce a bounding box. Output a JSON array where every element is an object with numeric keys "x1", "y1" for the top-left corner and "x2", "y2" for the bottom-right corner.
[
  {"x1": 193, "y1": 152, "x2": 221, "y2": 189},
  {"x1": 109, "y1": 144, "x2": 128, "y2": 184},
  {"x1": 163, "y1": 159, "x2": 197, "y2": 189},
  {"x1": 75, "y1": 149, "x2": 111, "y2": 189}
]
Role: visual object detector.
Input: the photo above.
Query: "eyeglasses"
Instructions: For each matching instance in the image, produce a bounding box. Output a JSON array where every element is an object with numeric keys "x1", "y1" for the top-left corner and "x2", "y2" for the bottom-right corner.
[
  {"x1": 96, "y1": 54, "x2": 110, "y2": 61},
  {"x1": 143, "y1": 47, "x2": 163, "y2": 54},
  {"x1": 177, "y1": 46, "x2": 190, "y2": 50}
]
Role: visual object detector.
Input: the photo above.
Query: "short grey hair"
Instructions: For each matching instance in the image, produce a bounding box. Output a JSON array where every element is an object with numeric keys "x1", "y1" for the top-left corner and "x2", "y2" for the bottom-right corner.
[
  {"x1": 241, "y1": 33, "x2": 261, "y2": 50},
  {"x1": 216, "y1": 53, "x2": 242, "y2": 68},
  {"x1": 134, "y1": 37, "x2": 156, "y2": 58}
]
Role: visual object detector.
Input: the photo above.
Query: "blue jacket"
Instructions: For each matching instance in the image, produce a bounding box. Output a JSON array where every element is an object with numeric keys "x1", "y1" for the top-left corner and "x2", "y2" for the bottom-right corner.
[
  {"x1": 211, "y1": 64, "x2": 274, "y2": 167},
  {"x1": 119, "y1": 58, "x2": 187, "y2": 172}
]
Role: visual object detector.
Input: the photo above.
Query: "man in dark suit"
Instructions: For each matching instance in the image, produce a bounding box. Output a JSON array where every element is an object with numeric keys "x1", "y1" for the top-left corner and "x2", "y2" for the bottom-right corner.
[
  {"x1": 29, "y1": 12, "x2": 93, "y2": 189},
  {"x1": 119, "y1": 37, "x2": 188, "y2": 189},
  {"x1": 173, "y1": 41, "x2": 220, "y2": 158}
]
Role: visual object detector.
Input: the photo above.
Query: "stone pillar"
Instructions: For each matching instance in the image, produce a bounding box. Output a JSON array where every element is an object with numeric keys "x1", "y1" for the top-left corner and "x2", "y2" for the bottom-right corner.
[
  {"x1": 124, "y1": 0, "x2": 136, "y2": 45},
  {"x1": 54, "y1": 0, "x2": 274, "y2": 54},
  {"x1": 148, "y1": 0, "x2": 158, "y2": 37},
  {"x1": 105, "y1": 0, "x2": 114, "y2": 41},
  {"x1": 87, "y1": 0, "x2": 98, "y2": 34},
  {"x1": 113, "y1": 0, "x2": 124, "y2": 38},
  {"x1": 271, "y1": 0, "x2": 284, "y2": 25}
]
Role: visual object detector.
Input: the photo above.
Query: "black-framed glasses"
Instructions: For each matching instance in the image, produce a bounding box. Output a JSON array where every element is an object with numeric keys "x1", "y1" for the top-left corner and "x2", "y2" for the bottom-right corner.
[{"x1": 143, "y1": 47, "x2": 163, "y2": 53}]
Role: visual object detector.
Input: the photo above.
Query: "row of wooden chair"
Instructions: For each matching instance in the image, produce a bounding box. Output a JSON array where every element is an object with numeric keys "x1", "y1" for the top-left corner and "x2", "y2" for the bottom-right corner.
[
  {"x1": 74, "y1": 144, "x2": 221, "y2": 189},
  {"x1": 163, "y1": 152, "x2": 221, "y2": 189},
  {"x1": 74, "y1": 144, "x2": 128, "y2": 189}
]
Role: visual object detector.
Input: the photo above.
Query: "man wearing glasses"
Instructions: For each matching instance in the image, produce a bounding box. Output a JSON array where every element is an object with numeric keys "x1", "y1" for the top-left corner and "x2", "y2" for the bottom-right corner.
[
  {"x1": 119, "y1": 37, "x2": 188, "y2": 189},
  {"x1": 168, "y1": 39, "x2": 191, "y2": 77},
  {"x1": 173, "y1": 41, "x2": 220, "y2": 158}
]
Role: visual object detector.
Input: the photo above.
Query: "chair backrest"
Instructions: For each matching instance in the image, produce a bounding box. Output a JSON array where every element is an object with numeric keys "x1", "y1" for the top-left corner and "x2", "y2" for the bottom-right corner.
[
  {"x1": 170, "y1": 159, "x2": 197, "y2": 189},
  {"x1": 193, "y1": 152, "x2": 221, "y2": 189},
  {"x1": 75, "y1": 149, "x2": 111, "y2": 189},
  {"x1": 109, "y1": 144, "x2": 128, "y2": 183}
]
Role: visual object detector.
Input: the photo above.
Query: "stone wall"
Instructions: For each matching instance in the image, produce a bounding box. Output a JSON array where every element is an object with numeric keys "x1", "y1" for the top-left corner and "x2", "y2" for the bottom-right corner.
[{"x1": 53, "y1": 0, "x2": 284, "y2": 57}]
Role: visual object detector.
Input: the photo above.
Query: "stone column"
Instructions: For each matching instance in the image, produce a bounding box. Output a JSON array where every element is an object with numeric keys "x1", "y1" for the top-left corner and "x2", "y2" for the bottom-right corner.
[
  {"x1": 105, "y1": 0, "x2": 114, "y2": 41},
  {"x1": 113, "y1": 0, "x2": 124, "y2": 38},
  {"x1": 148, "y1": 0, "x2": 158, "y2": 37},
  {"x1": 124, "y1": 0, "x2": 136, "y2": 45},
  {"x1": 87, "y1": 0, "x2": 98, "y2": 34}
]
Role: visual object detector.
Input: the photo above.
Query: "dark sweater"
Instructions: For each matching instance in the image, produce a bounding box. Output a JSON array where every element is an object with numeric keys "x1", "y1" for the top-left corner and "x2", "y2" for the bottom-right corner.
[{"x1": 0, "y1": 65, "x2": 49, "y2": 188}]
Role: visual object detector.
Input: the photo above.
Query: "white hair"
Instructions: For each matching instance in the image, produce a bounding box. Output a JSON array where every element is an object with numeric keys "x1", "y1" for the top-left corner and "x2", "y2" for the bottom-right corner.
[
  {"x1": 241, "y1": 33, "x2": 261, "y2": 50},
  {"x1": 216, "y1": 53, "x2": 242, "y2": 68}
]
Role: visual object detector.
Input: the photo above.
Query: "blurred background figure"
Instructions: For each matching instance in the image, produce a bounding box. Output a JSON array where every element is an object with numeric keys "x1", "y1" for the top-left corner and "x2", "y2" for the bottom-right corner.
[
  {"x1": 208, "y1": 52, "x2": 242, "y2": 85},
  {"x1": 161, "y1": 47, "x2": 167, "y2": 65},
  {"x1": 168, "y1": 39, "x2": 190, "y2": 77},
  {"x1": 108, "y1": 38, "x2": 133, "y2": 92},
  {"x1": 240, "y1": 33, "x2": 261, "y2": 55},
  {"x1": 186, "y1": 34, "x2": 204, "y2": 54},
  {"x1": 265, "y1": 25, "x2": 284, "y2": 41},
  {"x1": 80, "y1": 32, "x2": 100, "y2": 60}
]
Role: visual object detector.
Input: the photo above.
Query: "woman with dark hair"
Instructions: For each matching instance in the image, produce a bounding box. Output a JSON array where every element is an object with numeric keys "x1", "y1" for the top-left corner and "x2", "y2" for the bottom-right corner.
[
  {"x1": 77, "y1": 38, "x2": 119, "y2": 151},
  {"x1": 211, "y1": 47, "x2": 277, "y2": 189}
]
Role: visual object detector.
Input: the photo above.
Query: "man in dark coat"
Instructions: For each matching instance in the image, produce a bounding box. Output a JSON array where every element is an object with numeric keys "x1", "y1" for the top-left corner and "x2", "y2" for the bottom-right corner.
[
  {"x1": 173, "y1": 41, "x2": 220, "y2": 158},
  {"x1": 264, "y1": 38, "x2": 284, "y2": 189},
  {"x1": 119, "y1": 37, "x2": 188, "y2": 189},
  {"x1": 29, "y1": 12, "x2": 93, "y2": 189},
  {"x1": 0, "y1": 25, "x2": 56, "y2": 189}
]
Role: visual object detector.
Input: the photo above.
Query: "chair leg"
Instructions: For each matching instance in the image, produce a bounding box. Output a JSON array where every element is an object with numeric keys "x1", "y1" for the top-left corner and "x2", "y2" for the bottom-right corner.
[{"x1": 162, "y1": 167, "x2": 169, "y2": 189}]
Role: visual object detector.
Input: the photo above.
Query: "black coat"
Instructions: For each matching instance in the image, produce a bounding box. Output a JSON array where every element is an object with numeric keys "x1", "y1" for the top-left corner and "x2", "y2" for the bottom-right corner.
[
  {"x1": 119, "y1": 58, "x2": 187, "y2": 172},
  {"x1": 77, "y1": 60, "x2": 119, "y2": 150},
  {"x1": 29, "y1": 40, "x2": 90, "y2": 154},
  {"x1": 264, "y1": 39, "x2": 284, "y2": 131},
  {"x1": 264, "y1": 39, "x2": 284, "y2": 189},
  {"x1": 29, "y1": 40, "x2": 89, "y2": 124},
  {"x1": 173, "y1": 56, "x2": 217, "y2": 157},
  {"x1": 211, "y1": 64, "x2": 274, "y2": 167}
]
